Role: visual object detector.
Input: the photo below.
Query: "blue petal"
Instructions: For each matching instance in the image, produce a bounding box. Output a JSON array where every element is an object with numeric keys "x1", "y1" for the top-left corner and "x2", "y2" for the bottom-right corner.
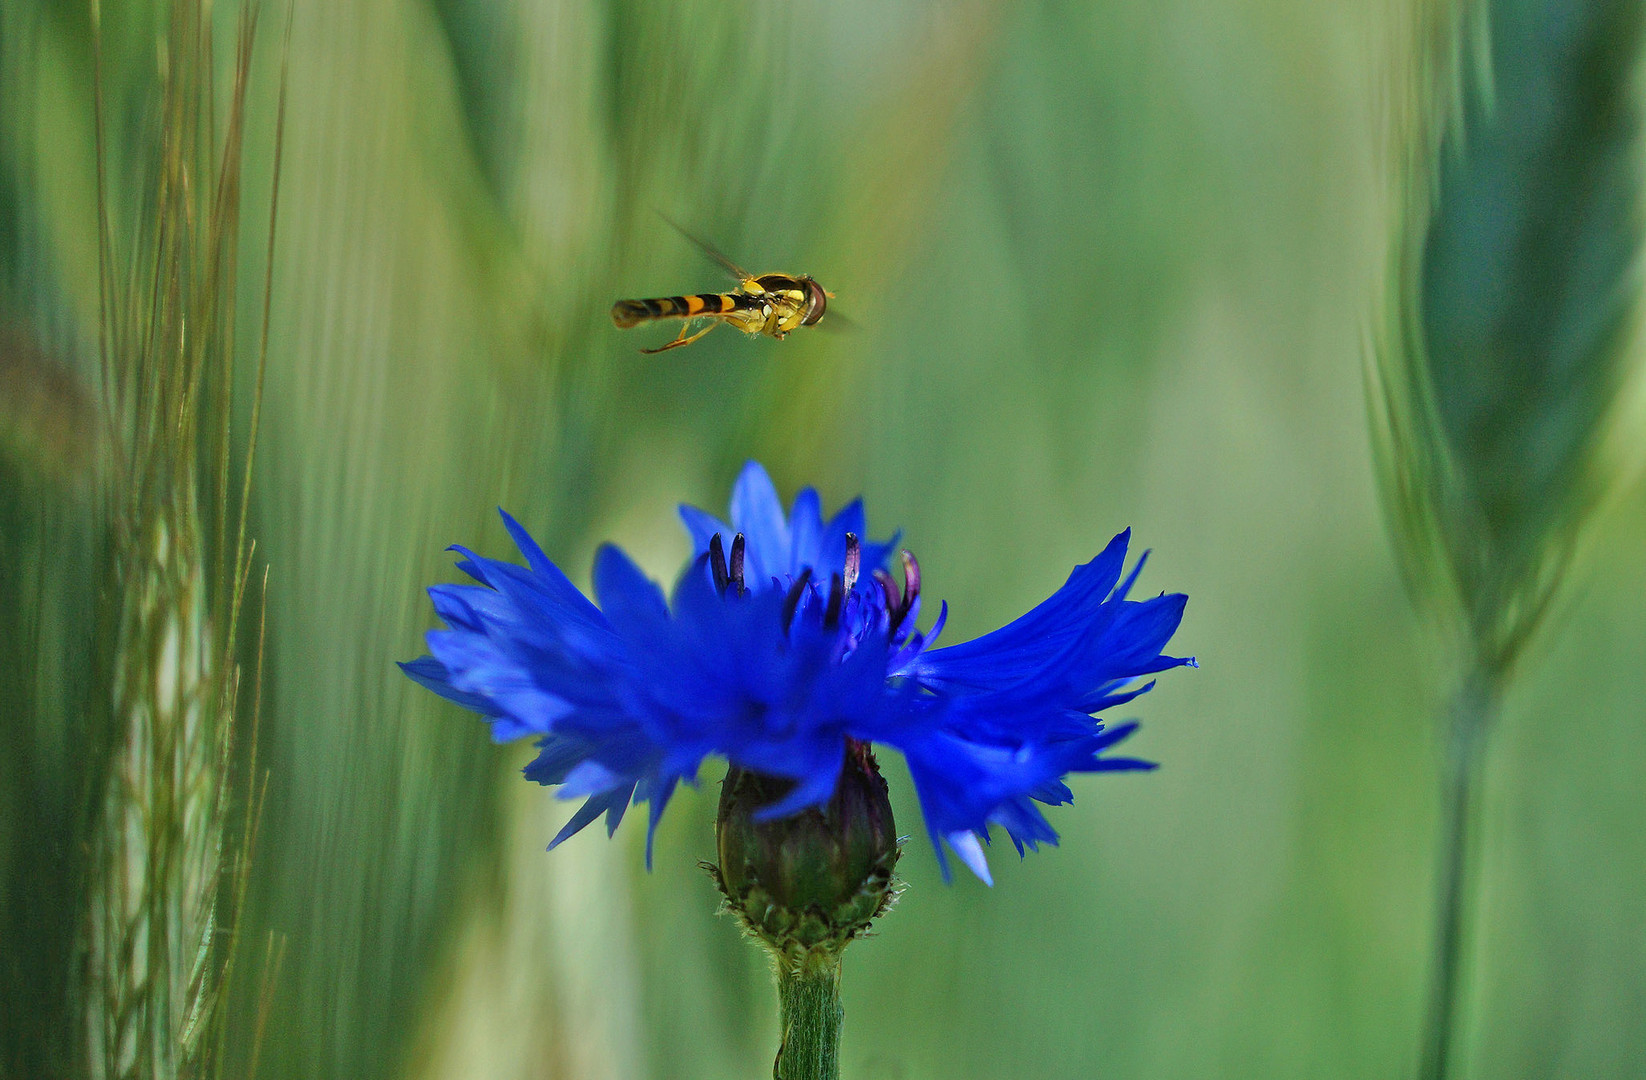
[
  {"x1": 788, "y1": 488, "x2": 825, "y2": 576},
  {"x1": 1077, "y1": 680, "x2": 1157, "y2": 714},
  {"x1": 990, "y1": 798, "x2": 1060, "y2": 856},
  {"x1": 523, "y1": 733, "x2": 595, "y2": 785},
  {"x1": 446, "y1": 547, "x2": 612, "y2": 648},
  {"x1": 1090, "y1": 719, "x2": 1142, "y2": 751},
  {"x1": 423, "y1": 630, "x2": 574, "y2": 740},
  {"x1": 592, "y1": 544, "x2": 669, "y2": 632},
  {"x1": 948, "y1": 831, "x2": 994, "y2": 885},
  {"x1": 499, "y1": 509, "x2": 604, "y2": 622},
  {"x1": 1109, "y1": 545, "x2": 1149, "y2": 601},
  {"x1": 549, "y1": 784, "x2": 634, "y2": 849},
  {"x1": 398, "y1": 656, "x2": 497, "y2": 715},
  {"x1": 909, "y1": 531, "x2": 1133, "y2": 691},
  {"x1": 678, "y1": 504, "x2": 732, "y2": 559},
  {"x1": 561, "y1": 759, "x2": 625, "y2": 799},
  {"x1": 642, "y1": 773, "x2": 681, "y2": 871},
  {"x1": 1091, "y1": 593, "x2": 1192, "y2": 678},
  {"x1": 605, "y1": 783, "x2": 636, "y2": 836},
  {"x1": 1030, "y1": 779, "x2": 1074, "y2": 805},
  {"x1": 427, "y1": 585, "x2": 486, "y2": 633},
  {"x1": 749, "y1": 741, "x2": 847, "y2": 821},
  {"x1": 730, "y1": 461, "x2": 790, "y2": 585},
  {"x1": 1088, "y1": 757, "x2": 1157, "y2": 772}
]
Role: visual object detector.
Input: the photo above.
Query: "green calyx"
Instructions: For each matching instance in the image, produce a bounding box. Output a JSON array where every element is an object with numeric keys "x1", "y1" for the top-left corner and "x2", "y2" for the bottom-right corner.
[{"x1": 710, "y1": 740, "x2": 901, "y2": 961}]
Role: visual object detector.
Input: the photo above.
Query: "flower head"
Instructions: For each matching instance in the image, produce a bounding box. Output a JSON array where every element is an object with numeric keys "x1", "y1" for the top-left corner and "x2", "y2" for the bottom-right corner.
[{"x1": 402, "y1": 462, "x2": 1193, "y2": 882}]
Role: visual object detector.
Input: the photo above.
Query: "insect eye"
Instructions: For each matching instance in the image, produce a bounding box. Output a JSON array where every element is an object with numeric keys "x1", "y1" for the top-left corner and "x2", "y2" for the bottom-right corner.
[{"x1": 800, "y1": 279, "x2": 828, "y2": 326}]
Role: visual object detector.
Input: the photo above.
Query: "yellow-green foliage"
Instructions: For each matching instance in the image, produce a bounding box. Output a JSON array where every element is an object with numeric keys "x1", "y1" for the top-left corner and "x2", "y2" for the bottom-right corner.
[
  {"x1": 1373, "y1": 0, "x2": 1646, "y2": 676},
  {"x1": 77, "y1": 2, "x2": 277, "y2": 1076}
]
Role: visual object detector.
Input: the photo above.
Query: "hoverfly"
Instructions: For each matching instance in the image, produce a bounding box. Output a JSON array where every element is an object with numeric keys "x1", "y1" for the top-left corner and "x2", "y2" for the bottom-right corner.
[{"x1": 611, "y1": 223, "x2": 833, "y2": 354}]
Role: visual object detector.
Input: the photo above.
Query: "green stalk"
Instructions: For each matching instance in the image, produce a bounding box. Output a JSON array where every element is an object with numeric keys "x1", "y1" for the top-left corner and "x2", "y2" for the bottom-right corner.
[
  {"x1": 1417, "y1": 667, "x2": 1500, "y2": 1080},
  {"x1": 774, "y1": 950, "x2": 843, "y2": 1080},
  {"x1": 716, "y1": 750, "x2": 898, "y2": 1080}
]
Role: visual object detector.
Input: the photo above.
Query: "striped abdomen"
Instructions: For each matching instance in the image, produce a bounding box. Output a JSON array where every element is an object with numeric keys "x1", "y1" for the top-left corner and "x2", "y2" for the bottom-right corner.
[{"x1": 611, "y1": 293, "x2": 744, "y2": 328}]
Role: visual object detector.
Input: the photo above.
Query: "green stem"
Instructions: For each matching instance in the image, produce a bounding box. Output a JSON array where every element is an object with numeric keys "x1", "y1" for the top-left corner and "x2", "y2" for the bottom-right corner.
[
  {"x1": 774, "y1": 950, "x2": 843, "y2": 1080},
  {"x1": 1417, "y1": 668, "x2": 1499, "y2": 1080}
]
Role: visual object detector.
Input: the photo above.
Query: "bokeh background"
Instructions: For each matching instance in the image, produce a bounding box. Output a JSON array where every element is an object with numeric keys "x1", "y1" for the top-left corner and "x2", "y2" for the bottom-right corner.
[{"x1": 3, "y1": 0, "x2": 1646, "y2": 1077}]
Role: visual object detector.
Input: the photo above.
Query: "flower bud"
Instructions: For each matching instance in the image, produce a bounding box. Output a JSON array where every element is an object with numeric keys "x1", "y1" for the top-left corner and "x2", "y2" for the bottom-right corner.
[{"x1": 713, "y1": 739, "x2": 900, "y2": 958}]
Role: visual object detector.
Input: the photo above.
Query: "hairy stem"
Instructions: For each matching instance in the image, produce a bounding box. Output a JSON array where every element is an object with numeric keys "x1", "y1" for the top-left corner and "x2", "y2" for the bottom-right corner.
[
  {"x1": 774, "y1": 950, "x2": 843, "y2": 1080},
  {"x1": 1417, "y1": 668, "x2": 1499, "y2": 1080}
]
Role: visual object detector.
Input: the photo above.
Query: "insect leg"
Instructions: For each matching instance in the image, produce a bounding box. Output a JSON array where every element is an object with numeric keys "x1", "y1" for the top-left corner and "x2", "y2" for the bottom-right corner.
[{"x1": 640, "y1": 320, "x2": 721, "y2": 354}]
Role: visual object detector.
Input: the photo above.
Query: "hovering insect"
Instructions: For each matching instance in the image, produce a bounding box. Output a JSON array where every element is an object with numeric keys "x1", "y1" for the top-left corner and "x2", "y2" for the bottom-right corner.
[{"x1": 610, "y1": 224, "x2": 834, "y2": 354}]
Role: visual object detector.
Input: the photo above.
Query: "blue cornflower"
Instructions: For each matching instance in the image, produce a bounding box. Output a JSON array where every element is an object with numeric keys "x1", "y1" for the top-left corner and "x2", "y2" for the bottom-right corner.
[{"x1": 402, "y1": 462, "x2": 1193, "y2": 882}]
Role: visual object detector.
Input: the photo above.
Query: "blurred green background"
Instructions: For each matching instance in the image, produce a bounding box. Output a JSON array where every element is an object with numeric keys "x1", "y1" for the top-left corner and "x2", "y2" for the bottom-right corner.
[{"x1": 3, "y1": 0, "x2": 1645, "y2": 1077}]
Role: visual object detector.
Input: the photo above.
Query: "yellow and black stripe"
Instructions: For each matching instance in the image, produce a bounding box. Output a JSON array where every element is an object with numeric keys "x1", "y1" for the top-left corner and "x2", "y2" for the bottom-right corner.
[{"x1": 610, "y1": 293, "x2": 747, "y2": 328}]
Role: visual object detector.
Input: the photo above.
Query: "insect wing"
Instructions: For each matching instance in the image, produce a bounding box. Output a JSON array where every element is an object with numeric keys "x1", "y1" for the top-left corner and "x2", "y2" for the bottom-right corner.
[
  {"x1": 658, "y1": 212, "x2": 752, "y2": 282},
  {"x1": 816, "y1": 307, "x2": 861, "y2": 334}
]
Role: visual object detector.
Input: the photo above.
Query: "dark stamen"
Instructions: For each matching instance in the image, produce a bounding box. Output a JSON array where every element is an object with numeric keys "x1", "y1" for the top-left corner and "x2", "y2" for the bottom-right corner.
[
  {"x1": 824, "y1": 572, "x2": 844, "y2": 628},
  {"x1": 708, "y1": 534, "x2": 729, "y2": 593},
  {"x1": 877, "y1": 551, "x2": 923, "y2": 640},
  {"x1": 874, "y1": 568, "x2": 900, "y2": 620},
  {"x1": 843, "y1": 533, "x2": 861, "y2": 594},
  {"x1": 728, "y1": 533, "x2": 746, "y2": 595},
  {"x1": 781, "y1": 567, "x2": 813, "y2": 631},
  {"x1": 899, "y1": 550, "x2": 921, "y2": 611}
]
